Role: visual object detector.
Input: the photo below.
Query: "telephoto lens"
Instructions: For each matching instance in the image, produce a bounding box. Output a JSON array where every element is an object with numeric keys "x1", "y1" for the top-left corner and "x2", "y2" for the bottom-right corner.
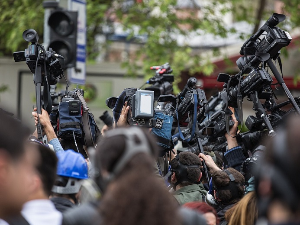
[{"x1": 99, "y1": 111, "x2": 114, "y2": 127}]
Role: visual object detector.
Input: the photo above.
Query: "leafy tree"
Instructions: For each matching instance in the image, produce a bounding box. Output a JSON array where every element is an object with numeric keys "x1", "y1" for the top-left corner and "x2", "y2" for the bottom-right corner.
[
  {"x1": 0, "y1": 0, "x2": 44, "y2": 56},
  {"x1": 0, "y1": 0, "x2": 299, "y2": 89}
]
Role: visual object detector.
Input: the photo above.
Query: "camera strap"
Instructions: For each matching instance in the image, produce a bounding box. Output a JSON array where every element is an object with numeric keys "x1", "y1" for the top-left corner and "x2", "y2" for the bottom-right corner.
[
  {"x1": 75, "y1": 90, "x2": 95, "y2": 148},
  {"x1": 175, "y1": 93, "x2": 198, "y2": 142}
]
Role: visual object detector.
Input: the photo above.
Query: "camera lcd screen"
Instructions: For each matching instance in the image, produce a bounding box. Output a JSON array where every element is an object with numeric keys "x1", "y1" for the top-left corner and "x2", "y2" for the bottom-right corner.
[{"x1": 140, "y1": 93, "x2": 152, "y2": 115}]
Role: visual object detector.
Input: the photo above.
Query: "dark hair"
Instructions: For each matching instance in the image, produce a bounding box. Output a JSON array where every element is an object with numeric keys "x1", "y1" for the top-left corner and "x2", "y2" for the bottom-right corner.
[
  {"x1": 170, "y1": 152, "x2": 201, "y2": 186},
  {"x1": 60, "y1": 139, "x2": 87, "y2": 158},
  {"x1": 34, "y1": 143, "x2": 58, "y2": 196},
  {"x1": 0, "y1": 109, "x2": 30, "y2": 160},
  {"x1": 183, "y1": 202, "x2": 220, "y2": 225},
  {"x1": 257, "y1": 115, "x2": 300, "y2": 212},
  {"x1": 214, "y1": 151, "x2": 224, "y2": 169},
  {"x1": 96, "y1": 128, "x2": 158, "y2": 174},
  {"x1": 96, "y1": 128, "x2": 181, "y2": 225},
  {"x1": 212, "y1": 168, "x2": 244, "y2": 204}
]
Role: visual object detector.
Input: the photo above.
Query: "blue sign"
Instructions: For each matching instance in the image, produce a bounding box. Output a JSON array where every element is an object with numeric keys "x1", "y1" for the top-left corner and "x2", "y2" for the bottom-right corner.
[{"x1": 69, "y1": 0, "x2": 86, "y2": 84}]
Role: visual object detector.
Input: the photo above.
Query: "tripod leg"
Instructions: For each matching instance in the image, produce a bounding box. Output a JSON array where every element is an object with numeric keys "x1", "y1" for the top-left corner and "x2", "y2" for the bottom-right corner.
[{"x1": 267, "y1": 59, "x2": 300, "y2": 114}]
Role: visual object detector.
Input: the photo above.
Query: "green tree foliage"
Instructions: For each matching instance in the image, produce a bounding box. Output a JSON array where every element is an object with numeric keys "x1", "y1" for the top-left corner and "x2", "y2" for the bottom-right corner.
[
  {"x1": 0, "y1": 0, "x2": 299, "y2": 85},
  {"x1": 282, "y1": 0, "x2": 300, "y2": 28},
  {"x1": 0, "y1": 0, "x2": 44, "y2": 56},
  {"x1": 105, "y1": 0, "x2": 238, "y2": 86}
]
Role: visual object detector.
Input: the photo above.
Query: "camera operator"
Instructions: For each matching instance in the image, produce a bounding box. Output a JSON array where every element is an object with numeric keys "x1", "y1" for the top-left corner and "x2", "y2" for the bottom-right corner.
[
  {"x1": 51, "y1": 150, "x2": 88, "y2": 212},
  {"x1": 255, "y1": 115, "x2": 300, "y2": 225},
  {"x1": 199, "y1": 154, "x2": 244, "y2": 224},
  {"x1": 169, "y1": 152, "x2": 207, "y2": 205},
  {"x1": 63, "y1": 127, "x2": 207, "y2": 225},
  {"x1": 21, "y1": 138, "x2": 62, "y2": 225},
  {"x1": 0, "y1": 109, "x2": 39, "y2": 225},
  {"x1": 32, "y1": 108, "x2": 64, "y2": 153},
  {"x1": 223, "y1": 108, "x2": 246, "y2": 172}
]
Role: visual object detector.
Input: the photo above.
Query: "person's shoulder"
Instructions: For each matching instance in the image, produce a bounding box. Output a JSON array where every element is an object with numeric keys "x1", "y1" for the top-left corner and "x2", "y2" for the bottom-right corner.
[
  {"x1": 62, "y1": 202, "x2": 101, "y2": 225},
  {"x1": 178, "y1": 207, "x2": 207, "y2": 225}
]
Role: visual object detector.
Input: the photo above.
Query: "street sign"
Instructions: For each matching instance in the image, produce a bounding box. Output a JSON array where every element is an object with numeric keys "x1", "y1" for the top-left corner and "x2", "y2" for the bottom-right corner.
[{"x1": 68, "y1": 0, "x2": 86, "y2": 84}]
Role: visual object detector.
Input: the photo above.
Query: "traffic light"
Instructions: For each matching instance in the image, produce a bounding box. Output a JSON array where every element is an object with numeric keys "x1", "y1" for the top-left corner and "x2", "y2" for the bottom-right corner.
[{"x1": 48, "y1": 9, "x2": 78, "y2": 69}]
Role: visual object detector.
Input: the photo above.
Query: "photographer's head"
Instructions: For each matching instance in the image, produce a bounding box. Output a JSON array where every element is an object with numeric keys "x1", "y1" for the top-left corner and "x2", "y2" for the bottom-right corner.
[
  {"x1": 212, "y1": 168, "x2": 244, "y2": 205},
  {"x1": 255, "y1": 115, "x2": 300, "y2": 224},
  {"x1": 170, "y1": 152, "x2": 202, "y2": 189},
  {"x1": 95, "y1": 126, "x2": 158, "y2": 188},
  {"x1": 52, "y1": 150, "x2": 88, "y2": 204},
  {"x1": 96, "y1": 127, "x2": 180, "y2": 225},
  {"x1": 0, "y1": 109, "x2": 35, "y2": 219}
]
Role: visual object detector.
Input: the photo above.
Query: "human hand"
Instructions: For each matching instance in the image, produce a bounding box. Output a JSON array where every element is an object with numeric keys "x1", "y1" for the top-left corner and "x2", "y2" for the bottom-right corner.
[
  {"x1": 199, "y1": 153, "x2": 221, "y2": 173},
  {"x1": 32, "y1": 108, "x2": 56, "y2": 141},
  {"x1": 117, "y1": 102, "x2": 130, "y2": 127},
  {"x1": 32, "y1": 108, "x2": 52, "y2": 128},
  {"x1": 101, "y1": 125, "x2": 109, "y2": 136},
  {"x1": 225, "y1": 107, "x2": 239, "y2": 149}
]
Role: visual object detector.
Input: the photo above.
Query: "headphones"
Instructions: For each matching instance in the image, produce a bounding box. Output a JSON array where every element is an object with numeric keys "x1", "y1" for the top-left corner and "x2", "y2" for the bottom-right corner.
[
  {"x1": 96, "y1": 127, "x2": 152, "y2": 189},
  {"x1": 171, "y1": 154, "x2": 201, "y2": 186}
]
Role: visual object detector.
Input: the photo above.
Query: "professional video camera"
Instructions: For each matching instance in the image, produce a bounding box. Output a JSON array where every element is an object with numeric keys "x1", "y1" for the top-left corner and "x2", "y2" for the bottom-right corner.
[
  {"x1": 145, "y1": 63, "x2": 174, "y2": 100},
  {"x1": 13, "y1": 29, "x2": 64, "y2": 85},
  {"x1": 106, "y1": 87, "x2": 155, "y2": 127},
  {"x1": 198, "y1": 92, "x2": 237, "y2": 142},
  {"x1": 213, "y1": 13, "x2": 300, "y2": 138},
  {"x1": 50, "y1": 87, "x2": 100, "y2": 153},
  {"x1": 240, "y1": 13, "x2": 292, "y2": 59},
  {"x1": 217, "y1": 54, "x2": 273, "y2": 109},
  {"x1": 13, "y1": 29, "x2": 64, "y2": 141},
  {"x1": 239, "y1": 13, "x2": 300, "y2": 115}
]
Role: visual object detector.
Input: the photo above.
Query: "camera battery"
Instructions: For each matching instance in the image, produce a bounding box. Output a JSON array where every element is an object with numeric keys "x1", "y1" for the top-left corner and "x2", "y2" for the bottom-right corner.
[{"x1": 68, "y1": 100, "x2": 81, "y2": 115}]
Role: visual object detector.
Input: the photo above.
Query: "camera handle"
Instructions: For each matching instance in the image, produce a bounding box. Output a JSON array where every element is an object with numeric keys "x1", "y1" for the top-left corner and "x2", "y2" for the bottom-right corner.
[
  {"x1": 250, "y1": 91, "x2": 275, "y2": 136},
  {"x1": 33, "y1": 60, "x2": 43, "y2": 141},
  {"x1": 267, "y1": 59, "x2": 300, "y2": 114}
]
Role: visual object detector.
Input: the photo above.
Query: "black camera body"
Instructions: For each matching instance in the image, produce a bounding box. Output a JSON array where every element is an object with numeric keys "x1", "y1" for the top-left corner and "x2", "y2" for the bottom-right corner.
[
  {"x1": 225, "y1": 68, "x2": 273, "y2": 108},
  {"x1": 256, "y1": 27, "x2": 292, "y2": 59},
  {"x1": 99, "y1": 111, "x2": 114, "y2": 127},
  {"x1": 240, "y1": 13, "x2": 292, "y2": 59},
  {"x1": 13, "y1": 44, "x2": 63, "y2": 85},
  {"x1": 145, "y1": 63, "x2": 174, "y2": 100},
  {"x1": 121, "y1": 88, "x2": 155, "y2": 127}
]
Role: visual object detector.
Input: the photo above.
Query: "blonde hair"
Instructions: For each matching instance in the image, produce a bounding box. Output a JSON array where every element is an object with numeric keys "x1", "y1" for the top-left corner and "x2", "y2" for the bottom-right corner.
[{"x1": 225, "y1": 192, "x2": 257, "y2": 225}]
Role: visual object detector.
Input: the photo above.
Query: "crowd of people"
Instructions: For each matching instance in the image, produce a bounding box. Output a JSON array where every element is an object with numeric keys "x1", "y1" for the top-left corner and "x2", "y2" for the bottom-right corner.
[{"x1": 0, "y1": 100, "x2": 300, "y2": 225}]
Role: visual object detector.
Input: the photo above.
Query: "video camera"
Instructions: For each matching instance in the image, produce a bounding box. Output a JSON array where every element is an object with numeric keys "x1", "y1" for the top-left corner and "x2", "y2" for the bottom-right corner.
[
  {"x1": 50, "y1": 87, "x2": 100, "y2": 155},
  {"x1": 145, "y1": 63, "x2": 174, "y2": 100},
  {"x1": 13, "y1": 29, "x2": 64, "y2": 85},
  {"x1": 240, "y1": 13, "x2": 292, "y2": 59},
  {"x1": 217, "y1": 54, "x2": 273, "y2": 108},
  {"x1": 13, "y1": 29, "x2": 64, "y2": 141},
  {"x1": 107, "y1": 88, "x2": 155, "y2": 127}
]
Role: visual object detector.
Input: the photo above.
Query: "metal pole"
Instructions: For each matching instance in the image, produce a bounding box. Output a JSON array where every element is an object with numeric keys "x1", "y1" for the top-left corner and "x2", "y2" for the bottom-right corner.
[{"x1": 267, "y1": 59, "x2": 300, "y2": 114}]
